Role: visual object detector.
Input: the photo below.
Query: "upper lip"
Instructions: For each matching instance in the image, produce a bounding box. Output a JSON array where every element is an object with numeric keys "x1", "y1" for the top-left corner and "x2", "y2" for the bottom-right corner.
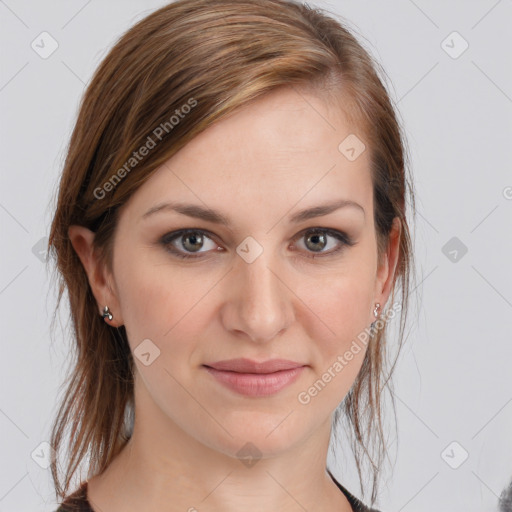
[{"x1": 204, "y1": 358, "x2": 306, "y2": 374}]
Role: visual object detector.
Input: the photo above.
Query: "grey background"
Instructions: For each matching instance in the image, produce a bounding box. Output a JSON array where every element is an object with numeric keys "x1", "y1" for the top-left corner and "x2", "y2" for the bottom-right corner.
[{"x1": 1, "y1": 1, "x2": 511, "y2": 511}]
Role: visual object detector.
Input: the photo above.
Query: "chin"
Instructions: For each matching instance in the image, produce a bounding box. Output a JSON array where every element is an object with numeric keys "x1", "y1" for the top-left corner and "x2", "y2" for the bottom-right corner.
[{"x1": 196, "y1": 408, "x2": 318, "y2": 460}]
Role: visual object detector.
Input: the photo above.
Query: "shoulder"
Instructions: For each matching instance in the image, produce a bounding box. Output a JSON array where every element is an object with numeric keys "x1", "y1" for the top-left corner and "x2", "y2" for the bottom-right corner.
[
  {"x1": 54, "y1": 481, "x2": 93, "y2": 512},
  {"x1": 327, "y1": 469, "x2": 382, "y2": 512}
]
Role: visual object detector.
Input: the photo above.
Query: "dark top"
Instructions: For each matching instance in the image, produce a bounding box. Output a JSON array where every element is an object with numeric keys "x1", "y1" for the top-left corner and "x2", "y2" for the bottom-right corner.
[{"x1": 56, "y1": 469, "x2": 380, "y2": 511}]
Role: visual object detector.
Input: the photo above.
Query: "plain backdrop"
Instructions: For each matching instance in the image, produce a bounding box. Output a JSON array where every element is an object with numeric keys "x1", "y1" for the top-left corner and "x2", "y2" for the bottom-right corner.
[{"x1": 1, "y1": 1, "x2": 511, "y2": 511}]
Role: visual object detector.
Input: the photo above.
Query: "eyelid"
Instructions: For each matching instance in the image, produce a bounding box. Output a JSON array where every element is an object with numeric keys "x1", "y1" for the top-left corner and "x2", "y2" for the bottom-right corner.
[{"x1": 292, "y1": 226, "x2": 353, "y2": 244}]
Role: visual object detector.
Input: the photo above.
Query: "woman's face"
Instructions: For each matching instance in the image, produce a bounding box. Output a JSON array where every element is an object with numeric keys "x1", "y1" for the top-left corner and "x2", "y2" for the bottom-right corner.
[{"x1": 105, "y1": 86, "x2": 399, "y2": 459}]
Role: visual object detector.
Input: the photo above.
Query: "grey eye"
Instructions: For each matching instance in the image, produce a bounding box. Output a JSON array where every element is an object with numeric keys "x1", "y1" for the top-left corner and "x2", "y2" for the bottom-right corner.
[
  {"x1": 304, "y1": 231, "x2": 328, "y2": 252},
  {"x1": 180, "y1": 232, "x2": 205, "y2": 252}
]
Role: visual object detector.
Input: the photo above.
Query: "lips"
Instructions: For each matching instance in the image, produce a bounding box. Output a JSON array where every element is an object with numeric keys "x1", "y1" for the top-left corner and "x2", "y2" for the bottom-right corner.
[
  {"x1": 202, "y1": 358, "x2": 307, "y2": 397},
  {"x1": 204, "y1": 358, "x2": 304, "y2": 373}
]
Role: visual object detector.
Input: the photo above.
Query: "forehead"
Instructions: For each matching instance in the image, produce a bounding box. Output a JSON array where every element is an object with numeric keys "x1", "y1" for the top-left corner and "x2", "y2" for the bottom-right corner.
[
  {"x1": 179, "y1": 86, "x2": 364, "y2": 166},
  {"x1": 123, "y1": 86, "x2": 373, "y2": 226}
]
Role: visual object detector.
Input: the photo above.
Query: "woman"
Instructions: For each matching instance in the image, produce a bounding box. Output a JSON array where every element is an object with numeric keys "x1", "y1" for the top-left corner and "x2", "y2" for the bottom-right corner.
[{"x1": 49, "y1": 0, "x2": 415, "y2": 510}]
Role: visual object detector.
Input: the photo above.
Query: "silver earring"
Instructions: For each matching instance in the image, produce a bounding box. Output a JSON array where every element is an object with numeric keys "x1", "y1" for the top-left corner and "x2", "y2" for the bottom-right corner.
[
  {"x1": 102, "y1": 305, "x2": 113, "y2": 321},
  {"x1": 370, "y1": 303, "x2": 380, "y2": 331}
]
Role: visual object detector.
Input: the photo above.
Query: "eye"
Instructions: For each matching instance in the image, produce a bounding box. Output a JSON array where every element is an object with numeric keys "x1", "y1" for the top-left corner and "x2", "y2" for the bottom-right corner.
[
  {"x1": 159, "y1": 227, "x2": 355, "y2": 260},
  {"x1": 292, "y1": 227, "x2": 355, "y2": 258},
  {"x1": 160, "y1": 229, "x2": 220, "y2": 260}
]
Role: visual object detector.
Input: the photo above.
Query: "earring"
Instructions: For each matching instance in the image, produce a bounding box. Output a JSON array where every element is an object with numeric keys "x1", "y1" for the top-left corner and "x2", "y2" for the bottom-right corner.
[
  {"x1": 370, "y1": 303, "x2": 380, "y2": 332},
  {"x1": 102, "y1": 305, "x2": 113, "y2": 321}
]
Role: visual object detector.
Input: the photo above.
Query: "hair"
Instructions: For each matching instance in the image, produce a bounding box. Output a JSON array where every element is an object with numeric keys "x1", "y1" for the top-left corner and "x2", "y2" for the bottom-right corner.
[
  {"x1": 47, "y1": 0, "x2": 416, "y2": 506},
  {"x1": 500, "y1": 478, "x2": 512, "y2": 512}
]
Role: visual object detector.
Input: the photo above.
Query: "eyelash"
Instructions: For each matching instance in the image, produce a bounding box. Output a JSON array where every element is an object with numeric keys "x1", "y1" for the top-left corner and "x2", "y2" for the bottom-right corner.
[{"x1": 159, "y1": 227, "x2": 355, "y2": 260}]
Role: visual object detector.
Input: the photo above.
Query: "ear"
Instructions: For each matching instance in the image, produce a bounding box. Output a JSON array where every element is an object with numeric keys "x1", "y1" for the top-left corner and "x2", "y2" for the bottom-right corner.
[
  {"x1": 68, "y1": 225, "x2": 124, "y2": 327},
  {"x1": 373, "y1": 217, "x2": 401, "y2": 319}
]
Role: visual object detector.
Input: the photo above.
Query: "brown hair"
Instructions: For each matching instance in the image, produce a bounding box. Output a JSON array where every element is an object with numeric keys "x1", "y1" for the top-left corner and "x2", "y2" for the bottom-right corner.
[{"x1": 48, "y1": 0, "x2": 416, "y2": 505}]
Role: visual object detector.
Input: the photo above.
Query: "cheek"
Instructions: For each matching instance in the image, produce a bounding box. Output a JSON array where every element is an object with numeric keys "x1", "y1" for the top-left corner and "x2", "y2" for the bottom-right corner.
[
  {"x1": 292, "y1": 260, "x2": 375, "y2": 405},
  {"x1": 114, "y1": 256, "x2": 214, "y2": 419},
  {"x1": 299, "y1": 265, "x2": 374, "y2": 349},
  {"x1": 114, "y1": 252, "x2": 217, "y2": 368}
]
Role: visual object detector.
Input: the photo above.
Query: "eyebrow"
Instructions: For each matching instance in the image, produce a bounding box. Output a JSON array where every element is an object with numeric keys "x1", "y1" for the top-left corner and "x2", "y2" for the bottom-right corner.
[{"x1": 141, "y1": 198, "x2": 365, "y2": 225}]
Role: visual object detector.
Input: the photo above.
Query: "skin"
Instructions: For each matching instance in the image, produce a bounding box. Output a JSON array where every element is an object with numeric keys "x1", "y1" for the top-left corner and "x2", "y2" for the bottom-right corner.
[{"x1": 69, "y1": 85, "x2": 401, "y2": 512}]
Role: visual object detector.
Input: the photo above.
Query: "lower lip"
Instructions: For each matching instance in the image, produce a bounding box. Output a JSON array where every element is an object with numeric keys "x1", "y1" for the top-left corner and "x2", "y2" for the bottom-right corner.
[{"x1": 203, "y1": 366, "x2": 306, "y2": 397}]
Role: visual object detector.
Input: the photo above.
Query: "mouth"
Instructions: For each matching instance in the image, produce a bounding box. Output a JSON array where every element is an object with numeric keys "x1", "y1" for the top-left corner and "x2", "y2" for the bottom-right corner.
[{"x1": 202, "y1": 358, "x2": 307, "y2": 397}]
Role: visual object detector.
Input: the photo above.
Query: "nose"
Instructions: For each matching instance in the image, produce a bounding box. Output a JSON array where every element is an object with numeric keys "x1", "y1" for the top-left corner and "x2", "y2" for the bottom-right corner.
[{"x1": 220, "y1": 250, "x2": 295, "y2": 344}]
